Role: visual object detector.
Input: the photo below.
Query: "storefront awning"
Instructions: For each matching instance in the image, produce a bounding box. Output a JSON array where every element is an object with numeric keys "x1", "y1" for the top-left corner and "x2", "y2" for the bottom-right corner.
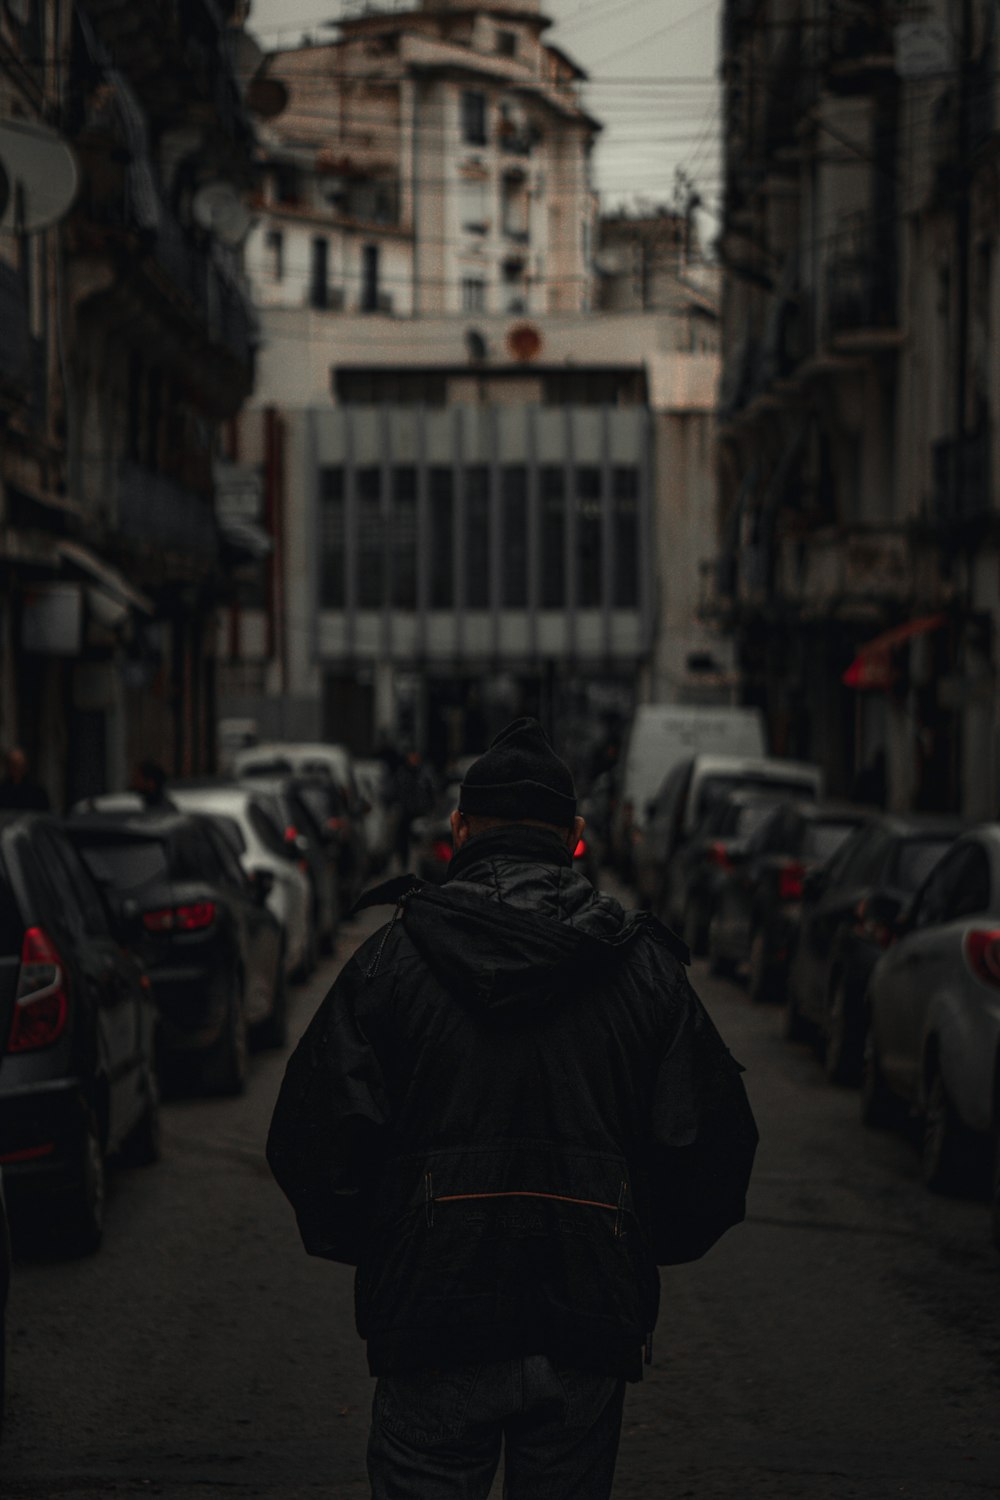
[{"x1": 842, "y1": 613, "x2": 947, "y2": 690}]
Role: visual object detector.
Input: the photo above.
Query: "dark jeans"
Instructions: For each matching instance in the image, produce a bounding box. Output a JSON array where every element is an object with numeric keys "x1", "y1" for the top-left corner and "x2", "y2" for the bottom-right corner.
[{"x1": 368, "y1": 1355, "x2": 626, "y2": 1500}]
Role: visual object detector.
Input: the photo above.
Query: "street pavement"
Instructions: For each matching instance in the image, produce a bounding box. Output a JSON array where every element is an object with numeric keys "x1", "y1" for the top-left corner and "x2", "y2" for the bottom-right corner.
[{"x1": 3, "y1": 874, "x2": 1000, "y2": 1498}]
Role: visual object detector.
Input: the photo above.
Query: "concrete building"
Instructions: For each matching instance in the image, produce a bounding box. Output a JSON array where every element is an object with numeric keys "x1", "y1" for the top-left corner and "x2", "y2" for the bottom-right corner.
[
  {"x1": 713, "y1": 0, "x2": 1000, "y2": 818},
  {"x1": 222, "y1": 0, "x2": 729, "y2": 766}
]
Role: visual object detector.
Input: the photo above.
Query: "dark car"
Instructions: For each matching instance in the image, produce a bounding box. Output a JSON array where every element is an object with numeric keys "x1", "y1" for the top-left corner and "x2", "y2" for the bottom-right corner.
[
  {"x1": 785, "y1": 813, "x2": 963, "y2": 1082},
  {"x1": 708, "y1": 801, "x2": 868, "y2": 1005},
  {"x1": 65, "y1": 811, "x2": 284, "y2": 1095},
  {"x1": 281, "y1": 771, "x2": 366, "y2": 911},
  {"x1": 0, "y1": 1167, "x2": 8, "y2": 1432},
  {"x1": 235, "y1": 775, "x2": 341, "y2": 951},
  {"x1": 0, "y1": 814, "x2": 160, "y2": 1253},
  {"x1": 659, "y1": 789, "x2": 791, "y2": 954}
]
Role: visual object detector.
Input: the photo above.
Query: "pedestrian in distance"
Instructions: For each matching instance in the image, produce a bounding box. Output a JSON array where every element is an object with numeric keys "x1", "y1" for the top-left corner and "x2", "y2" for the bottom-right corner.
[
  {"x1": 391, "y1": 747, "x2": 435, "y2": 868},
  {"x1": 267, "y1": 716, "x2": 758, "y2": 1500},
  {"x1": 130, "y1": 758, "x2": 171, "y2": 808},
  {"x1": 0, "y1": 746, "x2": 50, "y2": 811}
]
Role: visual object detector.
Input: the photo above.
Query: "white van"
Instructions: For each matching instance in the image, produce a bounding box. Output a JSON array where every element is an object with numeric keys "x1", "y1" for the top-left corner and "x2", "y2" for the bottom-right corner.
[{"x1": 622, "y1": 706, "x2": 767, "y2": 834}]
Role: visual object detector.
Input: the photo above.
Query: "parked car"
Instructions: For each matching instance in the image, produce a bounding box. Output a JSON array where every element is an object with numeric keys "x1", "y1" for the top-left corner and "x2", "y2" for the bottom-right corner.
[
  {"x1": 785, "y1": 813, "x2": 962, "y2": 1081},
  {"x1": 613, "y1": 704, "x2": 767, "y2": 880},
  {"x1": 0, "y1": 813, "x2": 160, "y2": 1253},
  {"x1": 0, "y1": 1168, "x2": 8, "y2": 1433},
  {"x1": 635, "y1": 753, "x2": 823, "y2": 909},
  {"x1": 65, "y1": 810, "x2": 284, "y2": 1094},
  {"x1": 233, "y1": 741, "x2": 370, "y2": 888},
  {"x1": 167, "y1": 783, "x2": 313, "y2": 982},
  {"x1": 659, "y1": 788, "x2": 794, "y2": 954},
  {"x1": 353, "y1": 758, "x2": 399, "y2": 876},
  {"x1": 235, "y1": 775, "x2": 341, "y2": 949},
  {"x1": 861, "y1": 827, "x2": 1000, "y2": 1222},
  {"x1": 279, "y1": 770, "x2": 367, "y2": 911},
  {"x1": 707, "y1": 800, "x2": 867, "y2": 1004}
]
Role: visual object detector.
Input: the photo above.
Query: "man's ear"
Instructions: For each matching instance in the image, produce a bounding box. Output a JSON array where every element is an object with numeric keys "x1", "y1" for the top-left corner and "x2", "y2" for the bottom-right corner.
[{"x1": 450, "y1": 809, "x2": 470, "y2": 850}]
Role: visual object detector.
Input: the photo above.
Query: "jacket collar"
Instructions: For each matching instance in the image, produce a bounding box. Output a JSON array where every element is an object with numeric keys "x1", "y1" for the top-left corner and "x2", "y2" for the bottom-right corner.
[{"x1": 447, "y1": 823, "x2": 573, "y2": 883}]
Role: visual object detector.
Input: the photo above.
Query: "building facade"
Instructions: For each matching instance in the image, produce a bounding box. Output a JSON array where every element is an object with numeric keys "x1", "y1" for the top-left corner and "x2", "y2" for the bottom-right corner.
[{"x1": 715, "y1": 0, "x2": 1000, "y2": 818}]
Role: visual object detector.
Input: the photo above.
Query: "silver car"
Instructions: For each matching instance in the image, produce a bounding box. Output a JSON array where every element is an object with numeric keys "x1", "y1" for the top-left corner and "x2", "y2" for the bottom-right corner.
[
  {"x1": 168, "y1": 784, "x2": 313, "y2": 983},
  {"x1": 862, "y1": 826, "x2": 1000, "y2": 1230}
]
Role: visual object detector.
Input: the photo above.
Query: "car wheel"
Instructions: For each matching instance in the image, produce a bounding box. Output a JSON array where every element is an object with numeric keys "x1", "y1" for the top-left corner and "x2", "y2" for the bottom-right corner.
[
  {"x1": 860, "y1": 1016, "x2": 896, "y2": 1129},
  {"x1": 256, "y1": 948, "x2": 288, "y2": 1050},
  {"x1": 64, "y1": 1109, "x2": 106, "y2": 1256},
  {"x1": 124, "y1": 1064, "x2": 162, "y2": 1168},
  {"x1": 922, "y1": 1065, "x2": 970, "y2": 1194},
  {"x1": 201, "y1": 977, "x2": 248, "y2": 1097},
  {"x1": 824, "y1": 975, "x2": 858, "y2": 1085},
  {"x1": 683, "y1": 897, "x2": 707, "y2": 958}
]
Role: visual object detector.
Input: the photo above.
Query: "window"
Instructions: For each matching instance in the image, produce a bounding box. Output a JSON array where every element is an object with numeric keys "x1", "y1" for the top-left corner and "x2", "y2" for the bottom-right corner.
[
  {"x1": 391, "y1": 466, "x2": 417, "y2": 608},
  {"x1": 361, "y1": 243, "x2": 380, "y2": 313},
  {"x1": 430, "y1": 467, "x2": 454, "y2": 608},
  {"x1": 502, "y1": 173, "x2": 529, "y2": 240},
  {"x1": 463, "y1": 465, "x2": 490, "y2": 603},
  {"x1": 501, "y1": 466, "x2": 528, "y2": 606},
  {"x1": 459, "y1": 177, "x2": 488, "y2": 234},
  {"x1": 613, "y1": 466, "x2": 639, "y2": 607},
  {"x1": 357, "y1": 466, "x2": 384, "y2": 608},
  {"x1": 462, "y1": 277, "x2": 486, "y2": 313},
  {"x1": 204, "y1": 820, "x2": 251, "y2": 892},
  {"x1": 575, "y1": 466, "x2": 602, "y2": 608},
  {"x1": 264, "y1": 229, "x2": 284, "y2": 281},
  {"x1": 890, "y1": 837, "x2": 955, "y2": 894},
  {"x1": 541, "y1": 465, "x2": 565, "y2": 607},
  {"x1": 319, "y1": 467, "x2": 345, "y2": 609},
  {"x1": 461, "y1": 90, "x2": 487, "y2": 145},
  {"x1": 496, "y1": 28, "x2": 517, "y2": 57},
  {"x1": 310, "y1": 237, "x2": 329, "y2": 308}
]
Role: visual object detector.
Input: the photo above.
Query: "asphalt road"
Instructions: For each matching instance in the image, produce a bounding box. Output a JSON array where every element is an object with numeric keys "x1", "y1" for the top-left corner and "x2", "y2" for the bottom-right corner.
[{"x1": 3, "y1": 876, "x2": 1000, "y2": 1499}]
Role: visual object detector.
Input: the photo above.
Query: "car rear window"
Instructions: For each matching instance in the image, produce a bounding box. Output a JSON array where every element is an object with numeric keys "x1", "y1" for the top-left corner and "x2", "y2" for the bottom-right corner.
[
  {"x1": 735, "y1": 802, "x2": 782, "y2": 838},
  {"x1": 891, "y1": 837, "x2": 955, "y2": 893},
  {"x1": 803, "y1": 820, "x2": 858, "y2": 862},
  {"x1": 74, "y1": 837, "x2": 170, "y2": 892},
  {"x1": 696, "y1": 775, "x2": 816, "y2": 822},
  {"x1": 0, "y1": 858, "x2": 23, "y2": 955}
]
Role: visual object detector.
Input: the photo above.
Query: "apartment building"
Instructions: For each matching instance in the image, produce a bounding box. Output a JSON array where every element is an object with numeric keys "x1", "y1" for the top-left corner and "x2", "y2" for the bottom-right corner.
[
  {"x1": 715, "y1": 0, "x2": 1000, "y2": 818},
  {"x1": 247, "y1": 0, "x2": 599, "y2": 321}
]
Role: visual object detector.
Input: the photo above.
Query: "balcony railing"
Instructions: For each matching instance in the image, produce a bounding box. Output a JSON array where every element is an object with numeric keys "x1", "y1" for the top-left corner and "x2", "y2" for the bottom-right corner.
[
  {"x1": 825, "y1": 215, "x2": 898, "y2": 340},
  {"x1": 119, "y1": 463, "x2": 219, "y2": 560},
  {"x1": 932, "y1": 432, "x2": 993, "y2": 524}
]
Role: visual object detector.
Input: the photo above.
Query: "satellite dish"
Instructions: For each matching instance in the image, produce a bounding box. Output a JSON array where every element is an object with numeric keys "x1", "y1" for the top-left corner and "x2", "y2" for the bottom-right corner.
[
  {"x1": 246, "y1": 75, "x2": 289, "y2": 119},
  {"x1": 192, "y1": 180, "x2": 252, "y2": 246},
  {"x1": 0, "y1": 120, "x2": 77, "y2": 232}
]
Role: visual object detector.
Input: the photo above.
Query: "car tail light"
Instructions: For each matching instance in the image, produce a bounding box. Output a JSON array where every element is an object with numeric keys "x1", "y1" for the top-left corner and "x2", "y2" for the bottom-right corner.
[
  {"x1": 964, "y1": 929, "x2": 1000, "y2": 987},
  {"x1": 284, "y1": 825, "x2": 300, "y2": 845},
  {"x1": 778, "y1": 861, "x2": 805, "y2": 901},
  {"x1": 326, "y1": 816, "x2": 346, "y2": 834},
  {"x1": 708, "y1": 840, "x2": 732, "y2": 870},
  {"x1": 142, "y1": 901, "x2": 217, "y2": 933},
  {"x1": 432, "y1": 838, "x2": 452, "y2": 863},
  {"x1": 7, "y1": 926, "x2": 69, "y2": 1053},
  {"x1": 573, "y1": 838, "x2": 587, "y2": 859}
]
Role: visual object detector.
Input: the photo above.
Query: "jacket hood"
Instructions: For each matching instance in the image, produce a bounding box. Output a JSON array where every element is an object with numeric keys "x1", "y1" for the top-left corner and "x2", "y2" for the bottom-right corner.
[{"x1": 358, "y1": 825, "x2": 667, "y2": 1017}]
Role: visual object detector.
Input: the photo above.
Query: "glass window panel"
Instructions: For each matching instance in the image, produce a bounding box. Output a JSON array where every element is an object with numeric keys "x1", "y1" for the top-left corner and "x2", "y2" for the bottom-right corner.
[
  {"x1": 320, "y1": 466, "x2": 345, "y2": 608},
  {"x1": 576, "y1": 466, "x2": 602, "y2": 608},
  {"x1": 464, "y1": 465, "x2": 490, "y2": 603},
  {"x1": 391, "y1": 466, "x2": 418, "y2": 608},
  {"x1": 613, "y1": 465, "x2": 639, "y2": 607},
  {"x1": 357, "y1": 466, "x2": 384, "y2": 608},
  {"x1": 541, "y1": 465, "x2": 565, "y2": 607},
  {"x1": 502, "y1": 466, "x2": 528, "y2": 607},
  {"x1": 430, "y1": 467, "x2": 454, "y2": 608}
]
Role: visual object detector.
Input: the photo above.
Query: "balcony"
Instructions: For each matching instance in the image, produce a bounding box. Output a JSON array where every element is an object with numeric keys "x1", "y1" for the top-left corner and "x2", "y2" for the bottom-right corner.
[
  {"x1": 932, "y1": 432, "x2": 993, "y2": 525},
  {"x1": 821, "y1": 6, "x2": 895, "y2": 92},
  {"x1": 118, "y1": 463, "x2": 219, "y2": 564},
  {"x1": 824, "y1": 215, "x2": 899, "y2": 349}
]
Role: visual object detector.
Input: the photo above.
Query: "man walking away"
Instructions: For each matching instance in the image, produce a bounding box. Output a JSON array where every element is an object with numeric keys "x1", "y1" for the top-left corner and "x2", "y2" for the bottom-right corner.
[
  {"x1": 267, "y1": 717, "x2": 758, "y2": 1500},
  {"x1": 0, "y1": 747, "x2": 50, "y2": 811}
]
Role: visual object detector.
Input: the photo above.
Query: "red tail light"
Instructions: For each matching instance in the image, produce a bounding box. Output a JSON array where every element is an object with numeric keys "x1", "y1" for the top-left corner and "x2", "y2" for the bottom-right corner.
[
  {"x1": 284, "y1": 825, "x2": 300, "y2": 844},
  {"x1": 7, "y1": 926, "x2": 69, "y2": 1053},
  {"x1": 778, "y1": 861, "x2": 805, "y2": 901},
  {"x1": 432, "y1": 838, "x2": 452, "y2": 863},
  {"x1": 573, "y1": 838, "x2": 587, "y2": 859},
  {"x1": 142, "y1": 901, "x2": 217, "y2": 933},
  {"x1": 708, "y1": 840, "x2": 732, "y2": 870},
  {"x1": 326, "y1": 816, "x2": 346, "y2": 835},
  {"x1": 964, "y1": 929, "x2": 1000, "y2": 987}
]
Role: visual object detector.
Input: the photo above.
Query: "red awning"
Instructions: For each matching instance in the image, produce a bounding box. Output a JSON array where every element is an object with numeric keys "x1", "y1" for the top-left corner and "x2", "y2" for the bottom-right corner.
[{"x1": 841, "y1": 614, "x2": 947, "y2": 691}]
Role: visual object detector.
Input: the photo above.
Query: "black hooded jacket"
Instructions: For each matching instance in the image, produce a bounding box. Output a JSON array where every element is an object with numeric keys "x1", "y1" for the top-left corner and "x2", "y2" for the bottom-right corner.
[{"x1": 266, "y1": 825, "x2": 758, "y2": 1380}]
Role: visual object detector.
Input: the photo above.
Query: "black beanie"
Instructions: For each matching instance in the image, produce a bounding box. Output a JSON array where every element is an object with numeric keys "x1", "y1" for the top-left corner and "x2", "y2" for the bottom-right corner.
[{"x1": 459, "y1": 717, "x2": 577, "y2": 827}]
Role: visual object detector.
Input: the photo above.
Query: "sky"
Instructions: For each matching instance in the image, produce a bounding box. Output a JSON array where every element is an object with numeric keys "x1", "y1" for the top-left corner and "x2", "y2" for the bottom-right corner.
[{"x1": 245, "y1": 0, "x2": 723, "y2": 240}]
